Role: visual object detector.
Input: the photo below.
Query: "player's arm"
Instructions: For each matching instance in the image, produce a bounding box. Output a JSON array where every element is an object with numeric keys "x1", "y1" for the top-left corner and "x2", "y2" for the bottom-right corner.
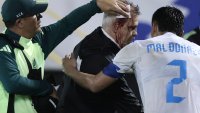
[
  {"x1": 62, "y1": 42, "x2": 139, "y2": 92},
  {"x1": 62, "y1": 54, "x2": 118, "y2": 93}
]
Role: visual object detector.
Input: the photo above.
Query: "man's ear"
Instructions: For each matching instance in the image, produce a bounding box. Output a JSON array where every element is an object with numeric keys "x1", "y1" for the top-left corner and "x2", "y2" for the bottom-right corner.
[
  {"x1": 15, "y1": 19, "x2": 23, "y2": 29},
  {"x1": 113, "y1": 21, "x2": 119, "y2": 31},
  {"x1": 151, "y1": 21, "x2": 159, "y2": 37},
  {"x1": 178, "y1": 29, "x2": 184, "y2": 37},
  {"x1": 113, "y1": 20, "x2": 123, "y2": 34}
]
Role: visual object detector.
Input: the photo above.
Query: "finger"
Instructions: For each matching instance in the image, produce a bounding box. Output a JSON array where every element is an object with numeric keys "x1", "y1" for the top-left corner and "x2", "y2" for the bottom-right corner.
[
  {"x1": 64, "y1": 55, "x2": 68, "y2": 59},
  {"x1": 62, "y1": 58, "x2": 66, "y2": 66},
  {"x1": 64, "y1": 54, "x2": 71, "y2": 59},
  {"x1": 68, "y1": 55, "x2": 71, "y2": 59},
  {"x1": 70, "y1": 53, "x2": 75, "y2": 59},
  {"x1": 112, "y1": 5, "x2": 129, "y2": 17},
  {"x1": 117, "y1": 0, "x2": 129, "y2": 11}
]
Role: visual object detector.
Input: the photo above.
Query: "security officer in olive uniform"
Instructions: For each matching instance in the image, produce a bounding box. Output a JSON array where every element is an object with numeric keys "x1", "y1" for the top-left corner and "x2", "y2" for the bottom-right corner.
[{"x1": 0, "y1": 0, "x2": 129, "y2": 113}]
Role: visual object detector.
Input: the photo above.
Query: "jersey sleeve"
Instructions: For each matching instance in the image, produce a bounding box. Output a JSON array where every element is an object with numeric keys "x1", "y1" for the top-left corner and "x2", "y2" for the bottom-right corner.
[
  {"x1": 103, "y1": 42, "x2": 140, "y2": 78},
  {"x1": 0, "y1": 51, "x2": 53, "y2": 96}
]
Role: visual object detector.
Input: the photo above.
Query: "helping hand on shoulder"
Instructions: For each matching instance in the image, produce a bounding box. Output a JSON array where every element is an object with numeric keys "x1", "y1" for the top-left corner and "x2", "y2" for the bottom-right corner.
[{"x1": 62, "y1": 53, "x2": 77, "y2": 77}]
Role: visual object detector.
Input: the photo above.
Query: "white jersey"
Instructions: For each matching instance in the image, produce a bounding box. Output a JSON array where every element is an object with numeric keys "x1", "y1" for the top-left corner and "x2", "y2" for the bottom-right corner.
[{"x1": 112, "y1": 32, "x2": 200, "y2": 113}]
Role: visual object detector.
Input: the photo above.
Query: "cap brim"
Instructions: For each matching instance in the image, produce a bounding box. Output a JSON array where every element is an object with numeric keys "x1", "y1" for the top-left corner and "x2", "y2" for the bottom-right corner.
[{"x1": 29, "y1": 3, "x2": 48, "y2": 15}]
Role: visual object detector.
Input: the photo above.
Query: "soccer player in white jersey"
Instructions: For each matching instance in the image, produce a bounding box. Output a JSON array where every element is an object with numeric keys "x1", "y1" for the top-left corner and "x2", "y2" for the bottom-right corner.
[{"x1": 63, "y1": 6, "x2": 200, "y2": 113}]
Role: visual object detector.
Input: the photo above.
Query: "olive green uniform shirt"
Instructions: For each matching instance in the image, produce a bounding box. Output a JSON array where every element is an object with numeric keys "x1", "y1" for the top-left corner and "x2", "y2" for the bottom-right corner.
[{"x1": 0, "y1": 1, "x2": 101, "y2": 113}]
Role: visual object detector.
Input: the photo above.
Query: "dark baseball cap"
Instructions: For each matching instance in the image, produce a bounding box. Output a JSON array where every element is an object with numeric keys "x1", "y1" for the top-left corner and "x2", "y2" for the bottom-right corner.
[{"x1": 1, "y1": 0, "x2": 48, "y2": 22}]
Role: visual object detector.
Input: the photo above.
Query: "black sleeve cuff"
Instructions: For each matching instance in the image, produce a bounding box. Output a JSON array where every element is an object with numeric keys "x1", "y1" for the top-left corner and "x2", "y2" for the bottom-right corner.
[{"x1": 92, "y1": 0, "x2": 102, "y2": 13}]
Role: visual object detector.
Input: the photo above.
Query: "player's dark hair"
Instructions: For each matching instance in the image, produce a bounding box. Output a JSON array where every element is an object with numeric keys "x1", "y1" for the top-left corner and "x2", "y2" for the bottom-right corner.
[{"x1": 152, "y1": 6, "x2": 184, "y2": 36}]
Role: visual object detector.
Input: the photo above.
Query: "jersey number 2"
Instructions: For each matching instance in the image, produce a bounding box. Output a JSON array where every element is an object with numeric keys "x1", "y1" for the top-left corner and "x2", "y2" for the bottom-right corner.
[{"x1": 166, "y1": 60, "x2": 186, "y2": 103}]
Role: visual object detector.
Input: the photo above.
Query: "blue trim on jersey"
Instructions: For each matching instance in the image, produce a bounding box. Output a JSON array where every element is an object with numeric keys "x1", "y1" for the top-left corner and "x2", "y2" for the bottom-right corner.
[{"x1": 103, "y1": 63, "x2": 123, "y2": 78}]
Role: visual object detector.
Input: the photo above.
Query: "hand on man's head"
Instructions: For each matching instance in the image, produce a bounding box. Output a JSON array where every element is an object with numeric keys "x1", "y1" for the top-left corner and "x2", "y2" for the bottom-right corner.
[{"x1": 96, "y1": 0, "x2": 130, "y2": 17}]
